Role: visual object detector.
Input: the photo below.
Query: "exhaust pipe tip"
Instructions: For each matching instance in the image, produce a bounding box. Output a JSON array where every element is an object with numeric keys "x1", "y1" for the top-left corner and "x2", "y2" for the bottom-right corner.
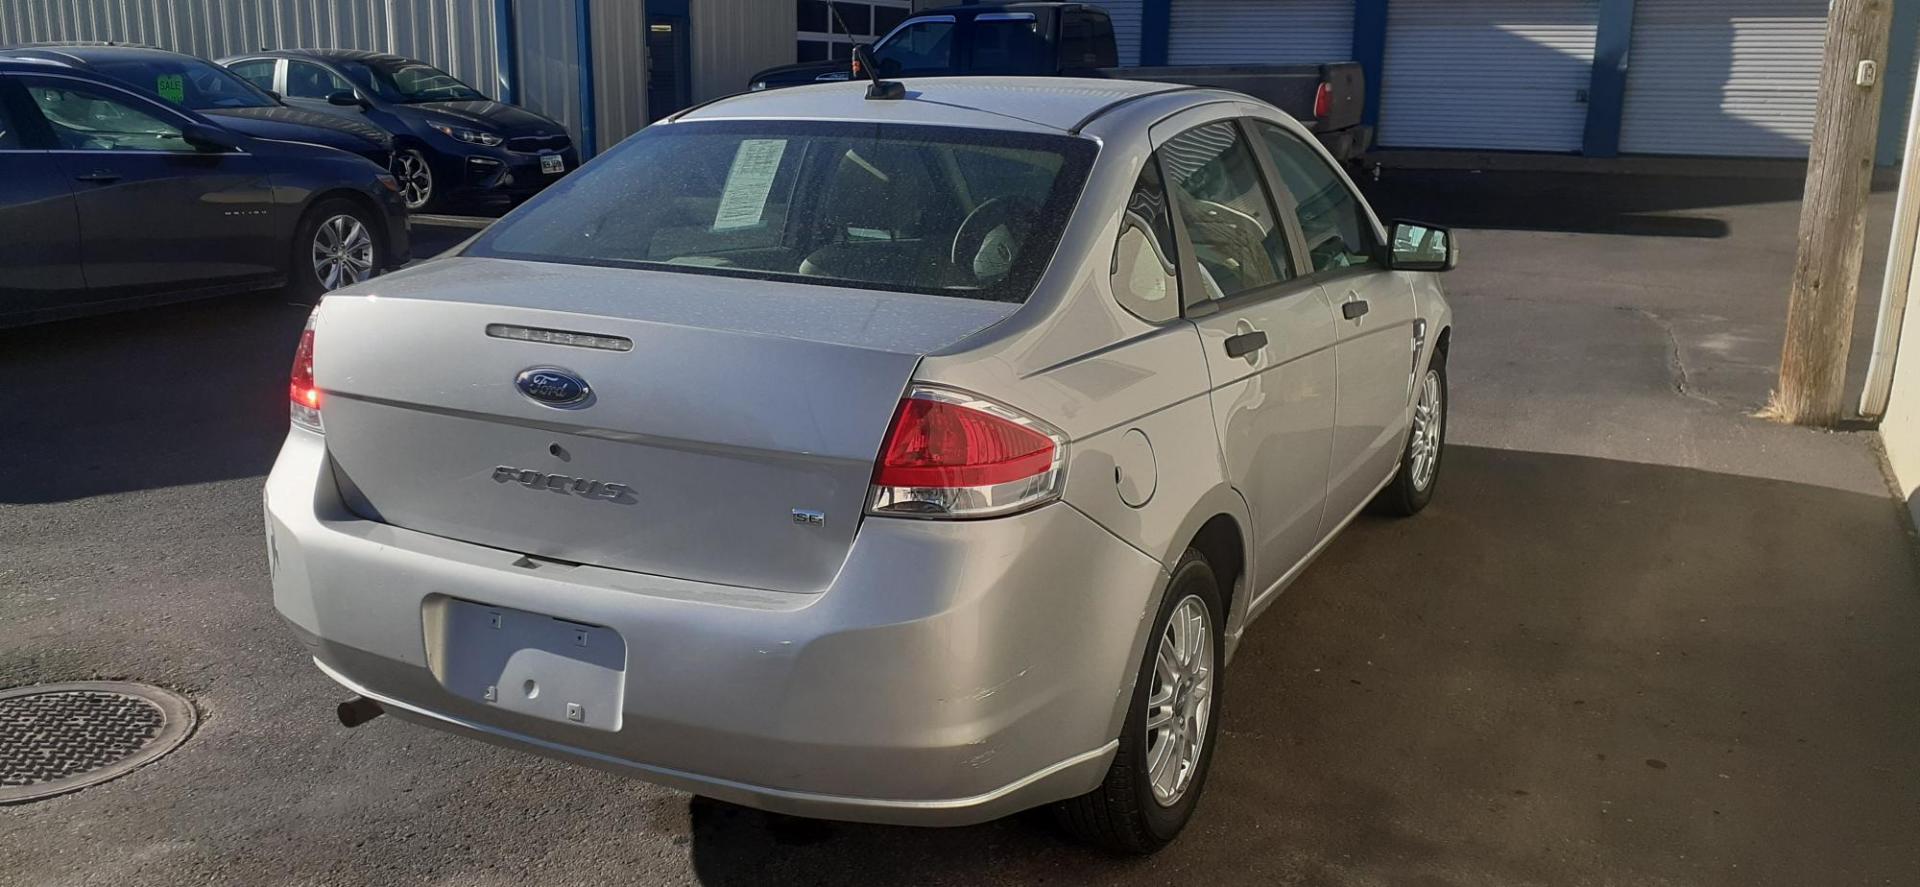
[{"x1": 336, "y1": 695, "x2": 385, "y2": 728}]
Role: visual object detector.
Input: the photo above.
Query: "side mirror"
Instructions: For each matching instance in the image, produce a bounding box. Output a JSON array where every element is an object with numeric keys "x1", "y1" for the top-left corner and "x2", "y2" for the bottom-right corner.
[
  {"x1": 1388, "y1": 220, "x2": 1457, "y2": 271},
  {"x1": 180, "y1": 122, "x2": 242, "y2": 153},
  {"x1": 265, "y1": 90, "x2": 282, "y2": 101},
  {"x1": 326, "y1": 90, "x2": 366, "y2": 107}
]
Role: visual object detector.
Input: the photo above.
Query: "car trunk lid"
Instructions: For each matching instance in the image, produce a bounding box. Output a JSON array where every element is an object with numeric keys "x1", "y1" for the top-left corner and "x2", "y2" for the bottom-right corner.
[{"x1": 313, "y1": 257, "x2": 1018, "y2": 593}]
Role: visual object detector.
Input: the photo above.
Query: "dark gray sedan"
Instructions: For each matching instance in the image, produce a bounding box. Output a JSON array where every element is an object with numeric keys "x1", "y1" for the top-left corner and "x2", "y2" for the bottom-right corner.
[{"x1": 0, "y1": 57, "x2": 409, "y2": 327}]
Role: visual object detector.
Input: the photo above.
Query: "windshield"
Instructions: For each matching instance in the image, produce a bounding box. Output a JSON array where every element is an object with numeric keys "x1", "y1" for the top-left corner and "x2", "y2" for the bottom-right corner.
[
  {"x1": 466, "y1": 120, "x2": 1096, "y2": 302},
  {"x1": 342, "y1": 58, "x2": 486, "y2": 103},
  {"x1": 89, "y1": 56, "x2": 277, "y2": 110}
]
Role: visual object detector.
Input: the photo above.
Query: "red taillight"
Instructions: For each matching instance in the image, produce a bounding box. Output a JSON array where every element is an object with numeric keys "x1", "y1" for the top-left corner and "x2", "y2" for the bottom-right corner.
[
  {"x1": 867, "y1": 387, "x2": 1066, "y2": 518},
  {"x1": 289, "y1": 313, "x2": 322, "y2": 431},
  {"x1": 1313, "y1": 82, "x2": 1332, "y2": 120}
]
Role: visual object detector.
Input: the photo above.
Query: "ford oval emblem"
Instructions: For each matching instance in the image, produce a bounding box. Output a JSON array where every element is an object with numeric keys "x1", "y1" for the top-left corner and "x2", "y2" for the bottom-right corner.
[{"x1": 515, "y1": 367, "x2": 592, "y2": 408}]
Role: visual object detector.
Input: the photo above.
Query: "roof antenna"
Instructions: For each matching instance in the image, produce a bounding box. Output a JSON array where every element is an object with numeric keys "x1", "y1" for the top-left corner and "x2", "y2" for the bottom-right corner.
[{"x1": 829, "y1": 1, "x2": 904, "y2": 100}]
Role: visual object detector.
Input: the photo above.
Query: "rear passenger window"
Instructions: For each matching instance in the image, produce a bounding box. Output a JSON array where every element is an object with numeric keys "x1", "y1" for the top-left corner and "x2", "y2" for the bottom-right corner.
[
  {"x1": 1110, "y1": 156, "x2": 1179, "y2": 323},
  {"x1": 1251, "y1": 120, "x2": 1379, "y2": 274},
  {"x1": 227, "y1": 59, "x2": 277, "y2": 92},
  {"x1": 1161, "y1": 120, "x2": 1293, "y2": 302},
  {"x1": 286, "y1": 61, "x2": 352, "y2": 99}
]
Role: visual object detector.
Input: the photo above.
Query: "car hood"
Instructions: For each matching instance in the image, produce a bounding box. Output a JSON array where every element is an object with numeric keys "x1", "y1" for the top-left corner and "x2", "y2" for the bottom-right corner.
[
  {"x1": 749, "y1": 60, "x2": 850, "y2": 88},
  {"x1": 410, "y1": 100, "x2": 561, "y2": 136},
  {"x1": 203, "y1": 106, "x2": 393, "y2": 152}
]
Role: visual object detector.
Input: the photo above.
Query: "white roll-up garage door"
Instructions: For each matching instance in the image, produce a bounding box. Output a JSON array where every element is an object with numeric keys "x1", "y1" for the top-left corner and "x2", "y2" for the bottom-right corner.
[
  {"x1": 1379, "y1": 0, "x2": 1600, "y2": 152},
  {"x1": 1080, "y1": 0, "x2": 1146, "y2": 66},
  {"x1": 1620, "y1": 0, "x2": 1830, "y2": 157},
  {"x1": 1167, "y1": 0, "x2": 1354, "y2": 66}
]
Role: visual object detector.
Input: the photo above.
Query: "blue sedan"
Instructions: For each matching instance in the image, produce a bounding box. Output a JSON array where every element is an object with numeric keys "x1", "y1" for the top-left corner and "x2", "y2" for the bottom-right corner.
[
  {"x1": 220, "y1": 49, "x2": 579, "y2": 213},
  {"x1": 0, "y1": 58, "x2": 409, "y2": 327}
]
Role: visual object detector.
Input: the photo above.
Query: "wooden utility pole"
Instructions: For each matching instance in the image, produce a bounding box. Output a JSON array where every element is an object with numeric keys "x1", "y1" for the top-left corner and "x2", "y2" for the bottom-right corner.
[{"x1": 1776, "y1": 0, "x2": 1895, "y2": 426}]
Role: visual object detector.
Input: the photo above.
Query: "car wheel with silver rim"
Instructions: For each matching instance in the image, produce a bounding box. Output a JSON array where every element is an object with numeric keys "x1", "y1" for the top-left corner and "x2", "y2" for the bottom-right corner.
[
  {"x1": 1376, "y1": 351, "x2": 1448, "y2": 516},
  {"x1": 1056, "y1": 548, "x2": 1225, "y2": 854},
  {"x1": 393, "y1": 148, "x2": 434, "y2": 211},
  {"x1": 290, "y1": 199, "x2": 383, "y2": 301}
]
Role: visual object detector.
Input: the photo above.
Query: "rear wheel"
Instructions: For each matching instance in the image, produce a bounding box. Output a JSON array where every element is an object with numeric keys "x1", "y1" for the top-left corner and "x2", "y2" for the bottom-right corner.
[
  {"x1": 1055, "y1": 548, "x2": 1223, "y2": 854},
  {"x1": 290, "y1": 199, "x2": 382, "y2": 301},
  {"x1": 1374, "y1": 355, "x2": 1447, "y2": 516}
]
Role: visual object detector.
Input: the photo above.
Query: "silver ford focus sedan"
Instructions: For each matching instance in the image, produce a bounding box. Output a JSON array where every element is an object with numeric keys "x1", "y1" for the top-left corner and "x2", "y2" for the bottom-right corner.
[{"x1": 265, "y1": 76, "x2": 1455, "y2": 853}]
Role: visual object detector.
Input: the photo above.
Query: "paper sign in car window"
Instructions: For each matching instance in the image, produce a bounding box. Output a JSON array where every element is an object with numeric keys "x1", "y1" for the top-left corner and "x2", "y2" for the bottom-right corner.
[
  {"x1": 156, "y1": 74, "x2": 185, "y2": 104},
  {"x1": 711, "y1": 139, "x2": 787, "y2": 231}
]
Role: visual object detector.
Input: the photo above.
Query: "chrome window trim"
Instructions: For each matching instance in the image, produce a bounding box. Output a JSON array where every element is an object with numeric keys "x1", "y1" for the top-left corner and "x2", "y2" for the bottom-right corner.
[{"x1": 975, "y1": 13, "x2": 1038, "y2": 22}]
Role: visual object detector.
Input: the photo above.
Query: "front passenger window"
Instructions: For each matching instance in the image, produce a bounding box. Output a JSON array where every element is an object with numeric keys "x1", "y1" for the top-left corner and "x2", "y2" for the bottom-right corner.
[
  {"x1": 1251, "y1": 121, "x2": 1379, "y2": 274},
  {"x1": 1110, "y1": 156, "x2": 1179, "y2": 323},
  {"x1": 286, "y1": 61, "x2": 352, "y2": 99}
]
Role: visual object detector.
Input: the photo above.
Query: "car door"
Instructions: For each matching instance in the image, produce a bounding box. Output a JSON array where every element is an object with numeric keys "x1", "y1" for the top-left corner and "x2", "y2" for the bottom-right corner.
[
  {"x1": 0, "y1": 74, "x2": 87, "y2": 322},
  {"x1": 18, "y1": 73, "x2": 279, "y2": 297},
  {"x1": 1154, "y1": 111, "x2": 1340, "y2": 602},
  {"x1": 1246, "y1": 114, "x2": 1419, "y2": 522}
]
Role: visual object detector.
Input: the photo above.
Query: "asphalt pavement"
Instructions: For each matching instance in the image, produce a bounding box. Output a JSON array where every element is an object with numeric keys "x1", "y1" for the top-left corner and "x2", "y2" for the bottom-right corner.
[{"x1": 2, "y1": 186, "x2": 1917, "y2": 886}]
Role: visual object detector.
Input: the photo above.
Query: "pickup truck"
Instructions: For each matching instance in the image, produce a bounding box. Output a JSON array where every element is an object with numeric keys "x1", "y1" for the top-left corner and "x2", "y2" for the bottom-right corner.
[{"x1": 748, "y1": 1, "x2": 1371, "y2": 163}]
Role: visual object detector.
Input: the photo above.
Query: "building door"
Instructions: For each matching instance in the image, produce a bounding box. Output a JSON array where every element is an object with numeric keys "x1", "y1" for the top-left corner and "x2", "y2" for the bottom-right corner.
[
  {"x1": 1620, "y1": 0, "x2": 1831, "y2": 158},
  {"x1": 1167, "y1": 0, "x2": 1353, "y2": 67},
  {"x1": 647, "y1": 9, "x2": 691, "y2": 121},
  {"x1": 1378, "y1": 0, "x2": 1600, "y2": 152}
]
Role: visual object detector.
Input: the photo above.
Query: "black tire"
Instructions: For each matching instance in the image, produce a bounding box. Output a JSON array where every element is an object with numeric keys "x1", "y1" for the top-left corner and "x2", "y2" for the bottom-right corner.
[
  {"x1": 1054, "y1": 548, "x2": 1225, "y2": 855},
  {"x1": 289, "y1": 198, "x2": 383, "y2": 302},
  {"x1": 1374, "y1": 353, "x2": 1448, "y2": 517}
]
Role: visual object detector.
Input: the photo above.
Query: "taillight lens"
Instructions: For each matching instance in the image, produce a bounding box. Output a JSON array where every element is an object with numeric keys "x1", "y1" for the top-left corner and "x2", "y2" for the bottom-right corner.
[
  {"x1": 867, "y1": 386, "x2": 1067, "y2": 519},
  {"x1": 1313, "y1": 81, "x2": 1332, "y2": 119},
  {"x1": 289, "y1": 311, "x2": 322, "y2": 432}
]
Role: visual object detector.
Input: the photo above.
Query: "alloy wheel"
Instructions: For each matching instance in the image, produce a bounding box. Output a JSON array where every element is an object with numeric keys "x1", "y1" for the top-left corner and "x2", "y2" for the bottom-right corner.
[
  {"x1": 310, "y1": 214, "x2": 375, "y2": 292},
  {"x1": 1409, "y1": 367, "x2": 1443, "y2": 491},
  {"x1": 1145, "y1": 593, "x2": 1214, "y2": 807},
  {"x1": 394, "y1": 149, "x2": 432, "y2": 210}
]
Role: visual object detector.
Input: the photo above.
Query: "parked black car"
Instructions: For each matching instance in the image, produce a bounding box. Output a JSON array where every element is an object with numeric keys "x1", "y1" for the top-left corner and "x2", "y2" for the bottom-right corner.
[
  {"x1": 0, "y1": 43, "x2": 394, "y2": 169},
  {"x1": 0, "y1": 57, "x2": 409, "y2": 327},
  {"x1": 219, "y1": 49, "x2": 579, "y2": 212}
]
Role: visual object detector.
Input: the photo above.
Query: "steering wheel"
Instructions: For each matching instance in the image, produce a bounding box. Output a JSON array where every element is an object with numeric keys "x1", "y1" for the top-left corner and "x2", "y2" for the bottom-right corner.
[{"x1": 951, "y1": 196, "x2": 1039, "y2": 284}]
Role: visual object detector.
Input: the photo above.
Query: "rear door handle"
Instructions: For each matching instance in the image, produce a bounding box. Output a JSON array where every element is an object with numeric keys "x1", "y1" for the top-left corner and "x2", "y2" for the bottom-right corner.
[
  {"x1": 1342, "y1": 299, "x2": 1370, "y2": 320},
  {"x1": 1224, "y1": 329, "x2": 1268, "y2": 358},
  {"x1": 74, "y1": 170, "x2": 121, "y2": 183}
]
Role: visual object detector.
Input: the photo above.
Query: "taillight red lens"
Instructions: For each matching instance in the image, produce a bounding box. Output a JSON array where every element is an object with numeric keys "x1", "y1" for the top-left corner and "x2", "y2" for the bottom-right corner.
[
  {"x1": 875, "y1": 397, "x2": 1055, "y2": 488},
  {"x1": 1313, "y1": 82, "x2": 1332, "y2": 120},
  {"x1": 867, "y1": 388, "x2": 1066, "y2": 519},
  {"x1": 289, "y1": 314, "x2": 322, "y2": 431}
]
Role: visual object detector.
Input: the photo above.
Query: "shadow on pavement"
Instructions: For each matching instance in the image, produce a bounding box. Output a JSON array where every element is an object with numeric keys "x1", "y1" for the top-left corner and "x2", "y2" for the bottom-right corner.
[
  {"x1": 0, "y1": 225, "x2": 470, "y2": 505},
  {"x1": 685, "y1": 446, "x2": 1920, "y2": 887},
  {"x1": 1360, "y1": 171, "x2": 1828, "y2": 239}
]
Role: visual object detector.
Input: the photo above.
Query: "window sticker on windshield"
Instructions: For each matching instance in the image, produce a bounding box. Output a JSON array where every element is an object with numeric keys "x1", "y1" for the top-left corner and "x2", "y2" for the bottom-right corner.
[
  {"x1": 711, "y1": 139, "x2": 787, "y2": 231},
  {"x1": 155, "y1": 74, "x2": 185, "y2": 104}
]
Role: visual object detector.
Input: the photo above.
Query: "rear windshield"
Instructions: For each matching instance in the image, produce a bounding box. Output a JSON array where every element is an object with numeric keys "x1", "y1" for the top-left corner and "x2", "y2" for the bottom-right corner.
[{"x1": 465, "y1": 120, "x2": 1096, "y2": 302}]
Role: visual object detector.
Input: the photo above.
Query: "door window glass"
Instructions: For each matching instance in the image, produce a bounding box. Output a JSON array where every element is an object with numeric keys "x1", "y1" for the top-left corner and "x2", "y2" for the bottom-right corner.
[
  {"x1": 1162, "y1": 120, "x2": 1293, "y2": 302},
  {"x1": 873, "y1": 19, "x2": 955, "y2": 76},
  {"x1": 969, "y1": 16, "x2": 1049, "y2": 75},
  {"x1": 226, "y1": 59, "x2": 278, "y2": 92},
  {"x1": 1111, "y1": 156, "x2": 1179, "y2": 322},
  {"x1": 22, "y1": 80, "x2": 192, "y2": 152},
  {"x1": 285, "y1": 61, "x2": 353, "y2": 99},
  {"x1": 1251, "y1": 121, "x2": 1378, "y2": 274},
  {"x1": 0, "y1": 86, "x2": 18, "y2": 148}
]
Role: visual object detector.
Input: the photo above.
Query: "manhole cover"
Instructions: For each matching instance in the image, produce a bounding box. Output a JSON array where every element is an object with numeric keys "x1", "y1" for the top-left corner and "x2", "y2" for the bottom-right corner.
[{"x1": 0, "y1": 681, "x2": 195, "y2": 804}]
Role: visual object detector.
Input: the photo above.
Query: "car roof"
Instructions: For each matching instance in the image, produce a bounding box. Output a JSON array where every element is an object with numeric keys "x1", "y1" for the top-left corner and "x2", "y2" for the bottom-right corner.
[
  {"x1": 914, "y1": 1, "x2": 1087, "y2": 15},
  {"x1": 238, "y1": 48, "x2": 411, "y2": 66},
  {"x1": 678, "y1": 76, "x2": 1232, "y2": 136},
  {"x1": 0, "y1": 43, "x2": 194, "y2": 67}
]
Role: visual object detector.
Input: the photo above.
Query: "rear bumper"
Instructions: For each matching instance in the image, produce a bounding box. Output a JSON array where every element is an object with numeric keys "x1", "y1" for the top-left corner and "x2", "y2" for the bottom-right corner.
[{"x1": 264, "y1": 429, "x2": 1165, "y2": 825}]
